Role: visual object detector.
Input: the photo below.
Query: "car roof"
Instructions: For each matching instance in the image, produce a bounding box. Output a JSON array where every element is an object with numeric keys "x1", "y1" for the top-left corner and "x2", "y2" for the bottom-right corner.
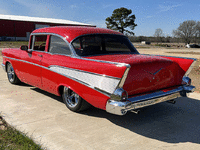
[{"x1": 32, "y1": 26, "x2": 123, "y2": 43}]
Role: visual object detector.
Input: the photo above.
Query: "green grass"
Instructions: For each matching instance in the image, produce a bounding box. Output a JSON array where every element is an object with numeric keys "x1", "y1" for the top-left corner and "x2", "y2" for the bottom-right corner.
[
  {"x1": 154, "y1": 44, "x2": 170, "y2": 47},
  {"x1": 0, "y1": 116, "x2": 43, "y2": 150},
  {"x1": 135, "y1": 46, "x2": 151, "y2": 49},
  {"x1": 0, "y1": 41, "x2": 29, "y2": 48}
]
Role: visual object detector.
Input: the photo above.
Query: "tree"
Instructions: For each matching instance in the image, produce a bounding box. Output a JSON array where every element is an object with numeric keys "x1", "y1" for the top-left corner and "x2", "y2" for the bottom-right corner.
[
  {"x1": 105, "y1": 7, "x2": 137, "y2": 35},
  {"x1": 173, "y1": 20, "x2": 197, "y2": 44},
  {"x1": 154, "y1": 28, "x2": 164, "y2": 43},
  {"x1": 194, "y1": 21, "x2": 200, "y2": 44}
]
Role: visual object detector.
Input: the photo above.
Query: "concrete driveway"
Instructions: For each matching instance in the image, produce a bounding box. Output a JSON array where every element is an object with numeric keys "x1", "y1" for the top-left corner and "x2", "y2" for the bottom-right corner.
[{"x1": 0, "y1": 56, "x2": 200, "y2": 150}]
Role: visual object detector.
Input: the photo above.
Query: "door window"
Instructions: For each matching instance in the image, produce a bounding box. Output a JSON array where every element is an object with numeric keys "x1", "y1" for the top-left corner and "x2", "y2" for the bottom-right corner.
[
  {"x1": 49, "y1": 35, "x2": 71, "y2": 55},
  {"x1": 33, "y1": 35, "x2": 47, "y2": 51}
]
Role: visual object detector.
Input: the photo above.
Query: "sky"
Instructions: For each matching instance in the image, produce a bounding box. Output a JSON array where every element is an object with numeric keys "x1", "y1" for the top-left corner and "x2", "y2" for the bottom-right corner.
[{"x1": 1, "y1": 0, "x2": 200, "y2": 36}]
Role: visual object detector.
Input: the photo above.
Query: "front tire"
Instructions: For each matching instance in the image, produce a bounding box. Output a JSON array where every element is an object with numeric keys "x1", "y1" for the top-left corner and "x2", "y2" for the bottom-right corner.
[
  {"x1": 7, "y1": 63, "x2": 21, "y2": 84},
  {"x1": 62, "y1": 86, "x2": 91, "y2": 112}
]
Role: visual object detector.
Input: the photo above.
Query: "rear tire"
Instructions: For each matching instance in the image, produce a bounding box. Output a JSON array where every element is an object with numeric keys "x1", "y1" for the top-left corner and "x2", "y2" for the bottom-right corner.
[
  {"x1": 7, "y1": 63, "x2": 21, "y2": 84},
  {"x1": 62, "y1": 86, "x2": 91, "y2": 112}
]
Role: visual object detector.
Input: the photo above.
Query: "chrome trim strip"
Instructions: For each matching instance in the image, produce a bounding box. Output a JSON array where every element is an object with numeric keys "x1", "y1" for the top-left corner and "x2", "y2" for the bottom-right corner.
[
  {"x1": 142, "y1": 54, "x2": 197, "y2": 60},
  {"x1": 117, "y1": 65, "x2": 130, "y2": 88},
  {"x1": 184, "y1": 59, "x2": 197, "y2": 76},
  {"x1": 71, "y1": 55, "x2": 131, "y2": 66},
  {"x1": 48, "y1": 65, "x2": 120, "y2": 80},
  {"x1": 106, "y1": 85, "x2": 195, "y2": 115},
  {"x1": 3, "y1": 56, "x2": 47, "y2": 69},
  {"x1": 1, "y1": 63, "x2": 6, "y2": 72},
  {"x1": 31, "y1": 33, "x2": 77, "y2": 57},
  {"x1": 3, "y1": 56, "x2": 116, "y2": 96},
  {"x1": 31, "y1": 35, "x2": 35, "y2": 49}
]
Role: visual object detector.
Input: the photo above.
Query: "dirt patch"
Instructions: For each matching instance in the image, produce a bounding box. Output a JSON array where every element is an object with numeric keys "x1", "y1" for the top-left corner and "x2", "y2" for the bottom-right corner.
[
  {"x1": 167, "y1": 52, "x2": 200, "y2": 55},
  {"x1": 189, "y1": 59, "x2": 200, "y2": 93}
]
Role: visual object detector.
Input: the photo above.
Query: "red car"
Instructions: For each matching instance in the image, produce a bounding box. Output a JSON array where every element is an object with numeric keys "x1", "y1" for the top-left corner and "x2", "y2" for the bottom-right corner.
[{"x1": 1, "y1": 26, "x2": 196, "y2": 115}]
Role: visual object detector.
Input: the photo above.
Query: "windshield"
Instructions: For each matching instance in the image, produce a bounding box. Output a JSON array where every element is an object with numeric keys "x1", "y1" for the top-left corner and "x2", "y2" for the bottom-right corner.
[{"x1": 71, "y1": 34, "x2": 139, "y2": 56}]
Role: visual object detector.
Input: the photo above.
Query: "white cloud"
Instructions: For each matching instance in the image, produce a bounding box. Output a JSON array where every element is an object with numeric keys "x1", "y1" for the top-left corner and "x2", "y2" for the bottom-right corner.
[
  {"x1": 0, "y1": 8, "x2": 10, "y2": 15},
  {"x1": 13, "y1": 0, "x2": 58, "y2": 18},
  {"x1": 14, "y1": 0, "x2": 31, "y2": 8},
  {"x1": 159, "y1": 4, "x2": 182, "y2": 12},
  {"x1": 70, "y1": 4, "x2": 78, "y2": 9},
  {"x1": 146, "y1": 16, "x2": 153, "y2": 18},
  {"x1": 102, "y1": 4, "x2": 113, "y2": 9}
]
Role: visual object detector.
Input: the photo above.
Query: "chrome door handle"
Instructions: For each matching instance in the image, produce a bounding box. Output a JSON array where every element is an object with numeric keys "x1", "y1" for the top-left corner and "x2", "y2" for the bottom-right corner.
[{"x1": 38, "y1": 54, "x2": 43, "y2": 57}]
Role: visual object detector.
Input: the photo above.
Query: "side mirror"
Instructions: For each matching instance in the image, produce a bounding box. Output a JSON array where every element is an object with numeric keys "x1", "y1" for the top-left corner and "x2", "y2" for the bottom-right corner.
[{"x1": 20, "y1": 45, "x2": 28, "y2": 51}]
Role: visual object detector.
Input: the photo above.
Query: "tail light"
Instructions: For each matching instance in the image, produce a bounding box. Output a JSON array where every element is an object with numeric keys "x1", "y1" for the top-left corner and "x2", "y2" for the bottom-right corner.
[
  {"x1": 110, "y1": 88, "x2": 128, "y2": 101},
  {"x1": 182, "y1": 76, "x2": 191, "y2": 86}
]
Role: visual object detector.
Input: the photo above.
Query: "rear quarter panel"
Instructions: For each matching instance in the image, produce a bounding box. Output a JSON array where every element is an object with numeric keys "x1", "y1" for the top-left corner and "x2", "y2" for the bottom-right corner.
[
  {"x1": 41, "y1": 53, "x2": 128, "y2": 110},
  {"x1": 160, "y1": 56, "x2": 195, "y2": 73}
]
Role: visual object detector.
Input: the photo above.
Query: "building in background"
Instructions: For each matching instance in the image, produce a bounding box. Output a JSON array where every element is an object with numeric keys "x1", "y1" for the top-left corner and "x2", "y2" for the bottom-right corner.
[{"x1": 0, "y1": 14, "x2": 95, "y2": 41}]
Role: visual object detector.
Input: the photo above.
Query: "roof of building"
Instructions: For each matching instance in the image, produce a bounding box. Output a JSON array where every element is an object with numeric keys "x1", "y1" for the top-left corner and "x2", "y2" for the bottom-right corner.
[
  {"x1": 0, "y1": 14, "x2": 94, "y2": 27},
  {"x1": 32, "y1": 26, "x2": 123, "y2": 42}
]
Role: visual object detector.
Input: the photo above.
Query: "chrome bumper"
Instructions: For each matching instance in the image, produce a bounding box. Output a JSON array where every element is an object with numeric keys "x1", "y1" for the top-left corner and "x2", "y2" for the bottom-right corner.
[
  {"x1": 1, "y1": 63, "x2": 5, "y2": 71},
  {"x1": 106, "y1": 85, "x2": 195, "y2": 115}
]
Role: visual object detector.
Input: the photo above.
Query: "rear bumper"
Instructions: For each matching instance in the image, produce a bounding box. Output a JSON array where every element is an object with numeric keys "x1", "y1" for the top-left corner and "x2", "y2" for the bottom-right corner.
[
  {"x1": 1, "y1": 63, "x2": 5, "y2": 71},
  {"x1": 106, "y1": 85, "x2": 195, "y2": 115}
]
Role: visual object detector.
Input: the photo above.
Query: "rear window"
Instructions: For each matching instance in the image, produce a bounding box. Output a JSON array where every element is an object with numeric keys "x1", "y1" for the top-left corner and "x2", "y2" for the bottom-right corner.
[{"x1": 72, "y1": 34, "x2": 138, "y2": 56}]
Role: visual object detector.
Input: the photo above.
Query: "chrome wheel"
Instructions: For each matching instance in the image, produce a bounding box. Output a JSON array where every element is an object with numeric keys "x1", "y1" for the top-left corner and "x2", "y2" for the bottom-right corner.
[
  {"x1": 63, "y1": 87, "x2": 79, "y2": 108},
  {"x1": 7, "y1": 63, "x2": 15, "y2": 83},
  {"x1": 6, "y1": 63, "x2": 21, "y2": 84},
  {"x1": 62, "y1": 86, "x2": 91, "y2": 112}
]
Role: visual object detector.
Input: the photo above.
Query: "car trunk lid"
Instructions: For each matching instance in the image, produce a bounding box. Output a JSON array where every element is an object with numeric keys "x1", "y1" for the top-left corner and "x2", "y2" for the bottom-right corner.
[{"x1": 87, "y1": 54, "x2": 186, "y2": 96}]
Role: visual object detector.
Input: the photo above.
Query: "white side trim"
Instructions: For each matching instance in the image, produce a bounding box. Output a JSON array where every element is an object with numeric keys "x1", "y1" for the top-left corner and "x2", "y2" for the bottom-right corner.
[
  {"x1": 49, "y1": 66, "x2": 120, "y2": 94},
  {"x1": 3, "y1": 56, "x2": 122, "y2": 96}
]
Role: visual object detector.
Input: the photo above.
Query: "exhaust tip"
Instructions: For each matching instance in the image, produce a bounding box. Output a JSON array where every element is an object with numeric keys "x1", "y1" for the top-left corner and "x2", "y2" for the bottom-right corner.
[
  {"x1": 131, "y1": 109, "x2": 140, "y2": 114},
  {"x1": 167, "y1": 100, "x2": 176, "y2": 104},
  {"x1": 121, "y1": 109, "x2": 127, "y2": 115}
]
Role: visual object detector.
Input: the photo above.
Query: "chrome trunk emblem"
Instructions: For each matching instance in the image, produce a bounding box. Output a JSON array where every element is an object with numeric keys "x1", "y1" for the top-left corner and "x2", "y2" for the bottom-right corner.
[{"x1": 143, "y1": 68, "x2": 163, "y2": 75}]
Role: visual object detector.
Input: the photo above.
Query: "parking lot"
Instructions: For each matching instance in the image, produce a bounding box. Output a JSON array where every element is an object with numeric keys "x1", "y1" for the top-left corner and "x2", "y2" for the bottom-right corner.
[{"x1": 0, "y1": 49, "x2": 200, "y2": 150}]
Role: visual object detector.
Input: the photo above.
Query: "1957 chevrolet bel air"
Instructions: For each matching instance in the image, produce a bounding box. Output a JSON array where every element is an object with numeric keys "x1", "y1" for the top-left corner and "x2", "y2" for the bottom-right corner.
[{"x1": 1, "y1": 26, "x2": 196, "y2": 115}]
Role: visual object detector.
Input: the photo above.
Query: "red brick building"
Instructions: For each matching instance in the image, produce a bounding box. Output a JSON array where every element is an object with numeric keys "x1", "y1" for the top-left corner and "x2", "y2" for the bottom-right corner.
[{"x1": 0, "y1": 14, "x2": 95, "y2": 41}]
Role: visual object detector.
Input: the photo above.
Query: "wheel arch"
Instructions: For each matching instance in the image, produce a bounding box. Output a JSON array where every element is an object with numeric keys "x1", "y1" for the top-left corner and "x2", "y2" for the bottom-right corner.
[
  {"x1": 5, "y1": 61, "x2": 12, "y2": 72},
  {"x1": 57, "y1": 84, "x2": 82, "y2": 98},
  {"x1": 56, "y1": 82, "x2": 110, "y2": 110}
]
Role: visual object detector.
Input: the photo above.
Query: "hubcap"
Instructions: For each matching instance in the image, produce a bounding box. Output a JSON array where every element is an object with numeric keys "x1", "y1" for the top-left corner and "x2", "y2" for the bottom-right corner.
[
  {"x1": 63, "y1": 87, "x2": 79, "y2": 108},
  {"x1": 7, "y1": 64, "x2": 15, "y2": 82}
]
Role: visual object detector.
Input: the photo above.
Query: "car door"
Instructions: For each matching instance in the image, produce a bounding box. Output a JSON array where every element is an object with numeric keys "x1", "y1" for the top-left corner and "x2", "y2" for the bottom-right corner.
[
  {"x1": 41, "y1": 35, "x2": 72, "y2": 95},
  {"x1": 19, "y1": 35, "x2": 48, "y2": 88}
]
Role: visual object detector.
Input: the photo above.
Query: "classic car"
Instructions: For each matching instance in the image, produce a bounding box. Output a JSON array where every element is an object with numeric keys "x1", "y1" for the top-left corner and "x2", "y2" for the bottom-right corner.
[{"x1": 1, "y1": 26, "x2": 196, "y2": 115}]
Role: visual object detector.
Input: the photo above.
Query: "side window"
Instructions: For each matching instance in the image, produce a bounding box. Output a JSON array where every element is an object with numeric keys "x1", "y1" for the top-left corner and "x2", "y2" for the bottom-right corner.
[
  {"x1": 49, "y1": 35, "x2": 71, "y2": 55},
  {"x1": 33, "y1": 35, "x2": 47, "y2": 51}
]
